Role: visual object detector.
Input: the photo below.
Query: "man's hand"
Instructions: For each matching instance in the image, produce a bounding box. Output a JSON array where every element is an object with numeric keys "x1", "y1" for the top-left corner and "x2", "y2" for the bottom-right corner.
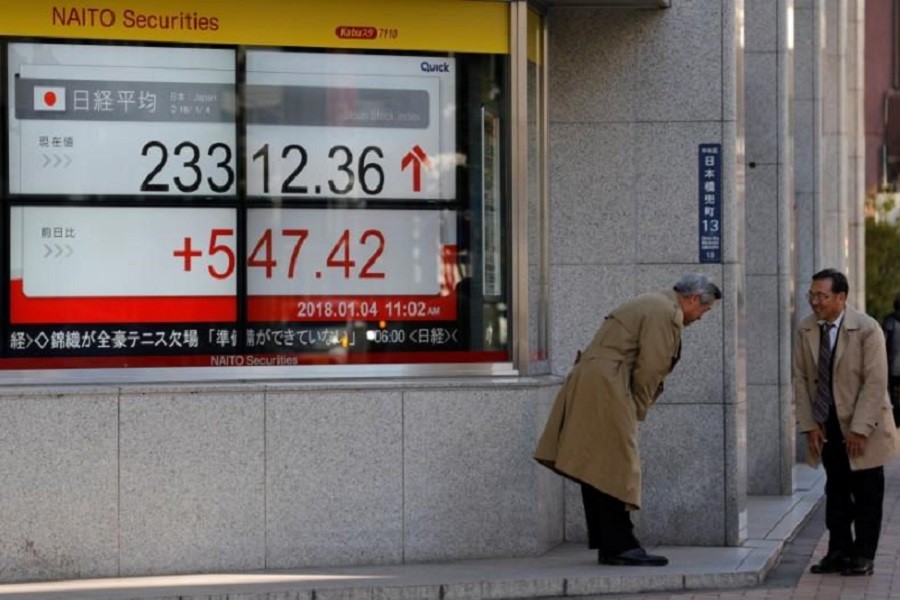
[
  {"x1": 807, "y1": 428, "x2": 826, "y2": 460},
  {"x1": 845, "y1": 431, "x2": 869, "y2": 459}
]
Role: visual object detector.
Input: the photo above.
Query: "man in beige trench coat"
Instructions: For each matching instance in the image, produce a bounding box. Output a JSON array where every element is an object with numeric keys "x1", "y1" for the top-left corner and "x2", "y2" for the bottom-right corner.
[
  {"x1": 795, "y1": 269, "x2": 899, "y2": 577},
  {"x1": 534, "y1": 274, "x2": 721, "y2": 567}
]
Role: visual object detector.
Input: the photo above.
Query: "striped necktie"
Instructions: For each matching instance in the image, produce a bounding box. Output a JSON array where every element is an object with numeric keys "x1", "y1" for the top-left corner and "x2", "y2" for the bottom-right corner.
[{"x1": 812, "y1": 322, "x2": 835, "y2": 424}]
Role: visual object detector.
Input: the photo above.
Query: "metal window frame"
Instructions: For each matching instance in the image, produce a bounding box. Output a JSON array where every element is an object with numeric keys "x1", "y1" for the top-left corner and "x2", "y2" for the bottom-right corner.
[
  {"x1": 2, "y1": 5, "x2": 538, "y2": 386},
  {"x1": 510, "y1": 1, "x2": 551, "y2": 375}
]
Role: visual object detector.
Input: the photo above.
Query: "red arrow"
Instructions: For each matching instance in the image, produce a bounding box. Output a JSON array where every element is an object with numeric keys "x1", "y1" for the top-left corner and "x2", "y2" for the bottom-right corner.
[{"x1": 401, "y1": 145, "x2": 433, "y2": 192}]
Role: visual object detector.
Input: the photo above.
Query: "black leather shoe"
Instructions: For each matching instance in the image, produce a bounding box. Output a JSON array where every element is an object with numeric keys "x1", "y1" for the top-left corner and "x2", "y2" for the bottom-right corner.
[
  {"x1": 599, "y1": 547, "x2": 668, "y2": 567},
  {"x1": 810, "y1": 551, "x2": 850, "y2": 574},
  {"x1": 841, "y1": 556, "x2": 874, "y2": 576}
]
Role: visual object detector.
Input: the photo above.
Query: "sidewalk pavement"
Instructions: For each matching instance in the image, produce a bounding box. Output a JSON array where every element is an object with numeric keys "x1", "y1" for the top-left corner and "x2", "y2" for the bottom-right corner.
[
  {"x1": 0, "y1": 466, "x2": 830, "y2": 600},
  {"x1": 623, "y1": 453, "x2": 900, "y2": 600}
]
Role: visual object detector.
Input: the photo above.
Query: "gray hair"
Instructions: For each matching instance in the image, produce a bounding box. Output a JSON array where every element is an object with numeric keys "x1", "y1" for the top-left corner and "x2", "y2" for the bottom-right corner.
[{"x1": 673, "y1": 273, "x2": 722, "y2": 304}]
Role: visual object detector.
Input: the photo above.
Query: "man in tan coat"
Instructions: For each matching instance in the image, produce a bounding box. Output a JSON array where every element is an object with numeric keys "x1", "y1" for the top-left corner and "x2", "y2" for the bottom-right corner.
[
  {"x1": 534, "y1": 274, "x2": 721, "y2": 567},
  {"x1": 794, "y1": 269, "x2": 899, "y2": 577}
]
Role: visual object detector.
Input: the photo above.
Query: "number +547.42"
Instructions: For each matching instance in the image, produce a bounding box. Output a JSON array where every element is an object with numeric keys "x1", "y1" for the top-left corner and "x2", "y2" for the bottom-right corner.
[{"x1": 172, "y1": 228, "x2": 386, "y2": 280}]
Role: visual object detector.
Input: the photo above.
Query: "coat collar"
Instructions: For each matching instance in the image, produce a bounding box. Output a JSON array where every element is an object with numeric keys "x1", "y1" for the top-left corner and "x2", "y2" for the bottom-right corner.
[
  {"x1": 798, "y1": 305, "x2": 862, "y2": 331},
  {"x1": 662, "y1": 289, "x2": 684, "y2": 328},
  {"x1": 800, "y1": 305, "x2": 862, "y2": 367}
]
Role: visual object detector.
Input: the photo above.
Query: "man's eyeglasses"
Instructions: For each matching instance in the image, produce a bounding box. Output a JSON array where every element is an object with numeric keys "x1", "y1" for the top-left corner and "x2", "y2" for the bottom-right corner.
[{"x1": 806, "y1": 292, "x2": 833, "y2": 302}]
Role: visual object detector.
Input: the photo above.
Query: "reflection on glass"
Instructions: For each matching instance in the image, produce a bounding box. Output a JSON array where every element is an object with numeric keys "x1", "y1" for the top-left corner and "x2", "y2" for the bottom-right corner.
[{"x1": 4, "y1": 44, "x2": 511, "y2": 370}]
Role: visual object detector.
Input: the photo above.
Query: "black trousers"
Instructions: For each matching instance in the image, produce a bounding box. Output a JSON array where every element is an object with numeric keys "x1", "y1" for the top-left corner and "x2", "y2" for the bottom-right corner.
[
  {"x1": 580, "y1": 483, "x2": 640, "y2": 556},
  {"x1": 822, "y1": 406, "x2": 885, "y2": 560}
]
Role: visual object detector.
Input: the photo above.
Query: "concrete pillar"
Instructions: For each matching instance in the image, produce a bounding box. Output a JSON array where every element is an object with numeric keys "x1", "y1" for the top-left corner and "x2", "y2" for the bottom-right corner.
[
  {"x1": 819, "y1": 0, "x2": 850, "y2": 273},
  {"x1": 548, "y1": 0, "x2": 746, "y2": 546},
  {"x1": 744, "y1": 0, "x2": 796, "y2": 495},
  {"x1": 847, "y1": 0, "x2": 866, "y2": 308},
  {"x1": 792, "y1": 0, "x2": 821, "y2": 324}
]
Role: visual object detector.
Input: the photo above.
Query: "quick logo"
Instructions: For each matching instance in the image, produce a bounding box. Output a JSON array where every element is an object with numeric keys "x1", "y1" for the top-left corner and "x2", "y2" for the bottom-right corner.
[{"x1": 420, "y1": 62, "x2": 450, "y2": 73}]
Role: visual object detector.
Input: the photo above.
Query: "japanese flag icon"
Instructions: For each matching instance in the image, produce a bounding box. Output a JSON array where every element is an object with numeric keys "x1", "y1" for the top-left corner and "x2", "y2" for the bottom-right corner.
[{"x1": 33, "y1": 86, "x2": 66, "y2": 111}]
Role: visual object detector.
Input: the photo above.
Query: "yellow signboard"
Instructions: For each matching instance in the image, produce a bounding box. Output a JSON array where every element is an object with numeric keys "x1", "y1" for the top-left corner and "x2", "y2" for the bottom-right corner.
[{"x1": 2, "y1": 0, "x2": 509, "y2": 54}]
